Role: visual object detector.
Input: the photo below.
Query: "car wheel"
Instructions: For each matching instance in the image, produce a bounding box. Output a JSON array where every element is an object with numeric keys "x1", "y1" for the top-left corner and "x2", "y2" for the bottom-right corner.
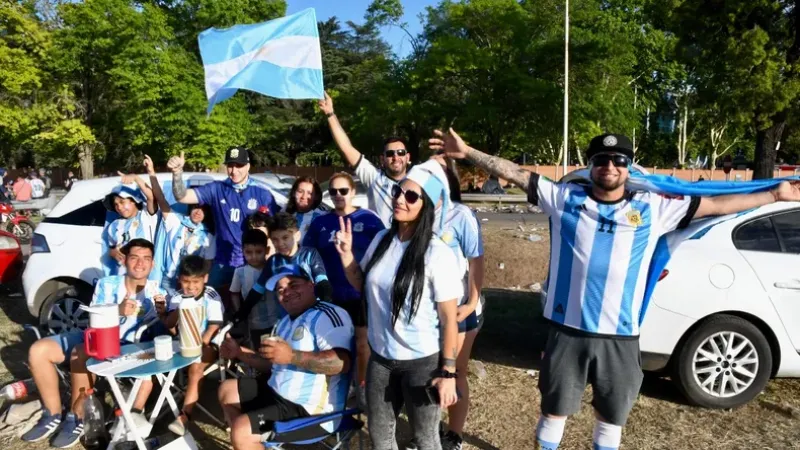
[
  {"x1": 39, "y1": 286, "x2": 90, "y2": 335},
  {"x1": 674, "y1": 314, "x2": 772, "y2": 409}
]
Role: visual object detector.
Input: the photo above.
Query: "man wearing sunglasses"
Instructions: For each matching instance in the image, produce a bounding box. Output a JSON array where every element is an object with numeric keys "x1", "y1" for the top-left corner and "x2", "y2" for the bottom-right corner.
[
  {"x1": 430, "y1": 128, "x2": 800, "y2": 450},
  {"x1": 319, "y1": 93, "x2": 410, "y2": 227}
]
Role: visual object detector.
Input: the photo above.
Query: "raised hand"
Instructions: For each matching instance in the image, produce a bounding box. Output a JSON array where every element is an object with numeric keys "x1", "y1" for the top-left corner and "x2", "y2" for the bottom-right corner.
[
  {"x1": 167, "y1": 151, "x2": 185, "y2": 173},
  {"x1": 118, "y1": 171, "x2": 138, "y2": 185},
  {"x1": 774, "y1": 180, "x2": 800, "y2": 202},
  {"x1": 143, "y1": 155, "x2": 156, "y2": 176},
  {"x1": 334, "y1": 216, "x2": 353, "y2": 256},
  {"x1": 318, "y1": 92, "x2": 334, "y2": 116},
  {"x1": 428, "y1": 128, "x2": 470, "y2": 160}
]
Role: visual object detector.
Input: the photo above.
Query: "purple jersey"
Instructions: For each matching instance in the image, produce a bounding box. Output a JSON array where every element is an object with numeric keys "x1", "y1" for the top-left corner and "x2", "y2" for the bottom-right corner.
[
  {"x1": 303, "y1": 209, "x2": 385, "y2": 303},
  {"x1": 194, "y1": 178, "x2": 280, "y2": 267}
]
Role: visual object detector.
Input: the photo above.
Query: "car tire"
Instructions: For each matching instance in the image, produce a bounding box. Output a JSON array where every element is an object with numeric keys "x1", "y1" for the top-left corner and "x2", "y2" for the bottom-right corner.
[
  {"x1": 673, "y1": 314, "x2": 772, "y2": 409},
  {"x1": 38, "y1": 286, "x2": 91, "y2": 336}
]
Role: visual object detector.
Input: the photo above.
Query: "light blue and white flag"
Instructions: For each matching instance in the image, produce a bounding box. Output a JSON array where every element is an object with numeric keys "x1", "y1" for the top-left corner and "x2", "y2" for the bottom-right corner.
[
  {"x1": 564, "y1": 171, "x2": 799, "y2": 324},
  {"x1": 198, "y1": 8, "x2": 323, "y2": 114}
]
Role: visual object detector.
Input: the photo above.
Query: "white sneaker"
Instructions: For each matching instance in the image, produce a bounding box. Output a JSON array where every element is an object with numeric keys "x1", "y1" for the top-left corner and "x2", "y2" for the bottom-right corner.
[{"x1": 168, "y1": 414, "x2": 188, "y2": 436}]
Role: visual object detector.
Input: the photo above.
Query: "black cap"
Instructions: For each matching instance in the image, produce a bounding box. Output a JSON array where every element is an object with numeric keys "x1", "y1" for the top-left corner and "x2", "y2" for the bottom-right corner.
[
  {"x1": 224, "y1": 147, "x2": 250, "y2": 165},
  {"x1": 586, "y1": 134, "x2": 634, "y2": 160}
]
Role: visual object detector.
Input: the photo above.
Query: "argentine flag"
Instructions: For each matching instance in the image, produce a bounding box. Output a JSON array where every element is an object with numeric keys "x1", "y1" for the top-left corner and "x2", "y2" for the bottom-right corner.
[{"x1": 199, "y1": 8, "x2": 324, "y2": 114}]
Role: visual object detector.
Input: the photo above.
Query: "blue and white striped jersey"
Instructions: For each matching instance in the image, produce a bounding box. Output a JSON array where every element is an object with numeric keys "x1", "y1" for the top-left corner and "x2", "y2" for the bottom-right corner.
[
  {"x1": 103, "y1": 210, "x2": 158, "y2": 275},
  {"x1": 167, "y1": 286, "x2": 225, "y2": 332},
  {"x1": 360, "y1": 230, "x2": 464, "y2": 360},
  {"x1": 268, "y1": 301, "x2": 354, "y2": 431},
  {"x1": 295, "y1": 208, "x2": 327, "y2": 241},
  {"x1": 91, "y1": 276, "x2": 165, "y2": 342},
  {"x1": 439, "y1": 203, "x2": 483, "y2": 306},
  {"x1": 528, "y1": 174, "x2": 698, "y2": 336},
  {"x1": 160, "y1": 213, "x2": 216, "y2": 287}
]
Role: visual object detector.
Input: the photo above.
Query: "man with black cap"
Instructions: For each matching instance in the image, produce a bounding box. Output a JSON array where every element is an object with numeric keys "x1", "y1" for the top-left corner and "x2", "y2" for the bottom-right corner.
[
  {"x1": 430, "y1": 128, "x2": 800, "y2": 450},
  {"x1": 168, "y1": 147, "x2": 281, "y2": 298}
]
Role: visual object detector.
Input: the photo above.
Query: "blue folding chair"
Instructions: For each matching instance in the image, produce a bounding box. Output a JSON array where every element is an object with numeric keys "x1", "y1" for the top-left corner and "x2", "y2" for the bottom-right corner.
[{"x1": 261, "y1": 408, "x2": 364, "y2": 450}]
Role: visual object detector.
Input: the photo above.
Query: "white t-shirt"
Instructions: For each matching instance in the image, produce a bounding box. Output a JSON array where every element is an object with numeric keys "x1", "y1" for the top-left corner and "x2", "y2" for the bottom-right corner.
[
  {"x1": 360, "y1": 230, "x2": 464, "y2": 360},
  {"x1": 30, "y1": 178, "x2": 46, "y2": 198},
  {"x1": 354, "y1": 156, "x2": 400, "y2": 228},
  {"x1": 230, "y1": 265, "x2": 263, "y2": 328}
]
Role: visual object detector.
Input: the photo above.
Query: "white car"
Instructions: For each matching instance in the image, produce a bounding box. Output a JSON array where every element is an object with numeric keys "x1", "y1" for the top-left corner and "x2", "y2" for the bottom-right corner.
[{"x1": 640, "y1": 201, "x2": 800, "y2": 408}]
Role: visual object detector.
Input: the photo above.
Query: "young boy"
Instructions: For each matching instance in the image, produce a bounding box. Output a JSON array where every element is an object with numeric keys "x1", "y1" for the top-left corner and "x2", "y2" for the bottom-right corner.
[
  {"x1": 162, "y1": 255, "x2": 224, "y2": 436},
  {"x1": 246, "y1": 208, "x2": 275, "y2": 260},
  {"x1": 235, "y1": 213, "x2": 332, "y2": 327},
  {"x1": 103, "y1": 172, "x2": 158, "y2": 275},
  {"x1": 229, "y1": 229, "x2": 270, "y2": 346}
]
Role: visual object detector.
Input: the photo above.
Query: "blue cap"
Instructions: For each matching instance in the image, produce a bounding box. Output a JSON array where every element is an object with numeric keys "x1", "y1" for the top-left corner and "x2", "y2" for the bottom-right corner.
[{"x1": 265, "y1": 265, "x2": 313, "y2": 291}]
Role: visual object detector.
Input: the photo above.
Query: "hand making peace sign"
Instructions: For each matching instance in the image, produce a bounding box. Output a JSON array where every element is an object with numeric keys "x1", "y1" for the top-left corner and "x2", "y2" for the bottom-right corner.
[{"x1": 334, "y1": 216, "x2": 353, "y2": 256}]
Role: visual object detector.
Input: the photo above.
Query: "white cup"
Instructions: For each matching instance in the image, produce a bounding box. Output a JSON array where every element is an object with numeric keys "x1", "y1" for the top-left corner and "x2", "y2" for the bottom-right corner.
[{"x1": 154, "y1": 336, "x2": 173, "y2": 361}]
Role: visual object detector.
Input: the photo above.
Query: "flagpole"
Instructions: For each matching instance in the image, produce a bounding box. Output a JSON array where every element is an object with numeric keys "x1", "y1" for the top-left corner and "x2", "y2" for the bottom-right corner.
[{"x1": 563, "y1": 0, "x2": 569, "y2": 174}]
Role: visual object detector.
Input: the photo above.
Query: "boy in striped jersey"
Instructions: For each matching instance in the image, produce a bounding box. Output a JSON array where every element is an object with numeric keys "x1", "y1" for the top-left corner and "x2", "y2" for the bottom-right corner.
[
  {"x1": 162, "y1": 255, "x2": 224, "y2": 436},
  {"x1": 431, "y1": 129, "x2": 800, "y2": 450},
  {"x1": 218, "y1": 265, "x2": 354, "y2": 449}
]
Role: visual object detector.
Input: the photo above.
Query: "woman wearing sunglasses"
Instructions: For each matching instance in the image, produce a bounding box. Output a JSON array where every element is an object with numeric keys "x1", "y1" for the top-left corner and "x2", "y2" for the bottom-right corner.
[
  {"x1": 302, "y1": 172, "x2": 385, "y2": 406},
  {"x1": 334, "y1": 160, "x2": 463, "y2": 450},
  {"x1": 285, "y1": 176, "x2": 325, "y2": 240}
]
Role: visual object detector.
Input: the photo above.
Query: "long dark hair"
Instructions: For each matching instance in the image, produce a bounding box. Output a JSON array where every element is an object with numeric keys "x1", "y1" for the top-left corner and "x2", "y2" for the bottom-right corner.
[
  {"x1": 286, "y1": 176, "x2": 322, "y2": 214},
  {"x1": 362, "y1": 190, "x2": 436, "y2": 325}
]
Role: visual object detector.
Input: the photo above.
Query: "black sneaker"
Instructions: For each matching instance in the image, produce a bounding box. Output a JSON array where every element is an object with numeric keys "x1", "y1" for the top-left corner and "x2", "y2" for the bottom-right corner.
[{"x1": 442, "y1": 430, "x2": 463, "y2": 450}]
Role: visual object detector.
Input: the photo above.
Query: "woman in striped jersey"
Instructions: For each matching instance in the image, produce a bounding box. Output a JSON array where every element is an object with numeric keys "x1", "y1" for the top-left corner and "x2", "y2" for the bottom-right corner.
[{"x1": 285, "y1": 176, "x2": 325, "y2": 240}]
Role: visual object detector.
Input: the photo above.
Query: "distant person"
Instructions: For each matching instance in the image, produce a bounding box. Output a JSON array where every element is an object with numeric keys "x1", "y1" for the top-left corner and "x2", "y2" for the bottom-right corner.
[
  {"x1": 284, "y1": 176, "x2": 325, "y2": 240},
  {"x1": 39, "y1": 168, "x2": 52, "y2": 196},
  {"x1": 481, "y1": 175, "x2": 505, "y2": 195},
  {"x1": 13, "y1": 176, "x2": 31, "y2": 202},
  {"x1": 698, "y1": 176, "x2": 705, "y2": 182},
  {"x1": 0, "y1": 168, "x2": 6, "y2": 195},
  {"x1": 319, "y1": 92, "x2": 409, "y2": 227},
  {"x1": 29, "y1": 172, "x2": 46, "y2": 199},
  {"x1": 64, "y1": 171, "x2": 79, "y2": 190}
]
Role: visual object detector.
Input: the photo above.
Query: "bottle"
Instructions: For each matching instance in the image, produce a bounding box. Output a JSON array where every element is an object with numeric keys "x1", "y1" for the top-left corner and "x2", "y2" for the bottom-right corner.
[
  {"x1": 0, "y1": 378, "x2": 37, "y2": 401},
  {"x1": 80, "y1": 389, "x2": 109, "y2": 450},
  {"x1": 72, "y1": 388, "x2": 88, "y2": 420}
]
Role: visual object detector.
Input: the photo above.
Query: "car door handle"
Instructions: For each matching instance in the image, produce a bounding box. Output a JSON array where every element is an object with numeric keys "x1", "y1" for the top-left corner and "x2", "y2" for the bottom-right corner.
[{"x1": 774, "y1": 281, "x2": 800, "y2": 290}]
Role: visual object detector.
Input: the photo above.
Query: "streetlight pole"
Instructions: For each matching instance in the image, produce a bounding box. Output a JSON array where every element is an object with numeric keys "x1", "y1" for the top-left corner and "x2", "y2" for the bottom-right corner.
[{"x1": 563, "y1": 0, "x2": 569, "y2": 175}]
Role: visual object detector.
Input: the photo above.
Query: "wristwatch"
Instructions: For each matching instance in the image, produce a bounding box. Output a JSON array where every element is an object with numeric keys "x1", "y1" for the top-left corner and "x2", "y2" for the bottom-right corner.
[{"x1": 437, "y1": 369, "x2": 458, "y2": 379}]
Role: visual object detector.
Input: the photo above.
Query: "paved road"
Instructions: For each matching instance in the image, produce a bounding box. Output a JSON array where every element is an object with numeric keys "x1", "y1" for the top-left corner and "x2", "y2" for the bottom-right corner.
[{"x1": 475, "y1": 212, "x2": 549, "y2": 226}]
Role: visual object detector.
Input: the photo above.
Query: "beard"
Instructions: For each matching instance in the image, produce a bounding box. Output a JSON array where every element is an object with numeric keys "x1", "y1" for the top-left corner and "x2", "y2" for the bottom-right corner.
[
  {"x1": 591, "y1": 172, "x2": 626, "y2": 191},
  {"x1": 385, "y1": 162, "x2": 406, "y2": 177}
]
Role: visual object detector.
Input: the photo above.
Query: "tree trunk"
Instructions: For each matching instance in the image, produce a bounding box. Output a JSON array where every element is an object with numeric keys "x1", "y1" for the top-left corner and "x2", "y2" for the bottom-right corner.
[
  {"x1": 753, "y1": 122, "x2": 784, "y2": 179},
  {"x1": 79, "y1": 144, "x2": 93, "y2": 179}
]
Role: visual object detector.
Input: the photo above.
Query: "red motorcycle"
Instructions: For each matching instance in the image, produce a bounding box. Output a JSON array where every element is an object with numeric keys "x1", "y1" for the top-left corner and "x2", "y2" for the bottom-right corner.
[{"x1": 0, "y1": 192, "x2": 35, "y2": 244}]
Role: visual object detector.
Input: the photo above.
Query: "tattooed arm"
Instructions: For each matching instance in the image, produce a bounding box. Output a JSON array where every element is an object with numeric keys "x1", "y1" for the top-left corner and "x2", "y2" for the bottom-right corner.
[
  {"x1": 166, "y1": 151, "x2": 199, "y2": 204},
  {"x1": 437, "y1": 298, "x2": 459, "y2": 372},
  {"x1": 291, "y1": 348, "x2": 352, "y2": 376},
  {"x1": 429, "y1": 128, "x2": 531, "y2": 188}
]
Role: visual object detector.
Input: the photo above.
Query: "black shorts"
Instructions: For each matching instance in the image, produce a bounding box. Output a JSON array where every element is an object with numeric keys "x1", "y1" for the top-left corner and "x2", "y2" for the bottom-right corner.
[
  {"x1": 538, "y1": 325, "x2": 643, "y2": 426},
  {"x1": 331, "y1": 299, "x2": 366, "y2": 327},
  {"x1": 237, "y1": 376, "x2": 326, "y2": 442}
]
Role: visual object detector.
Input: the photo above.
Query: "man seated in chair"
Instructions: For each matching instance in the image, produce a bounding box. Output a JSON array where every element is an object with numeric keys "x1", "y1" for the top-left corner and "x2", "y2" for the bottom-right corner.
[
  {"x1": 23, "y1": 239, "x2": 166, "y2": 448},
  {"x1": 218, "y1": 265, "x2": 354, "y2": 450},
  {"x1": 161, "y1": 255, "x2": 224, "y2": 436}
]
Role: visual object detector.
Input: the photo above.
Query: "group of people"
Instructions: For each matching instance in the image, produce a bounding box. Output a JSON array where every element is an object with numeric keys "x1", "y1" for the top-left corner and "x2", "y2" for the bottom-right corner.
[
  {"x1": 17, "y1": 90, "x2": 800, "y2": 450},
  {"x1": 2, "y1": 168, "x2": 51, "y2": 201}
]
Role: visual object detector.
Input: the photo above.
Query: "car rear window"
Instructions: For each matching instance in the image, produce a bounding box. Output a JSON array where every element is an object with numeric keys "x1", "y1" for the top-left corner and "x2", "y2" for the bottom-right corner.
[
  {"x1": 771, "y1": 211, "x2": 800, "y2": 253},
  {"x1": 43, "y1": 199, "x2": 107, "y2": 227},
  {"x1": 734, "y1": 217, "x2": 781, "y2": 253}
]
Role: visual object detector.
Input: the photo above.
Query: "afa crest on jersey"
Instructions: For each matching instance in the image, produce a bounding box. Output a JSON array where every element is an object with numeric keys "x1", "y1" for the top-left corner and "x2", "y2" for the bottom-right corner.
[
  {"x1": 247, "y1": 198, "x2": 258, "y2": 210},
  {"x1": 353, "y1": 222, "x2": 364, "y2": 232},
  {"x1": 626, "y1": 210, "x2": 643, "y2": 227},
  {"x1": 293, "y1": 326, "x2": 305, "y2": 341}
]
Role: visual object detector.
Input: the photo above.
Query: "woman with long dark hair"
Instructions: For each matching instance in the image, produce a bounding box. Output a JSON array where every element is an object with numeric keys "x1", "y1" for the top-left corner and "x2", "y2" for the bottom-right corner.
[
  {"x1": 431, "y1": 155, "x2": 485, "y2": 450},
  {"x1": 335, "y1": 160, "x2": 463, "y2": 450},
  {"x1": 285, "y1": 176, "x2": 325, "y2": 239}
]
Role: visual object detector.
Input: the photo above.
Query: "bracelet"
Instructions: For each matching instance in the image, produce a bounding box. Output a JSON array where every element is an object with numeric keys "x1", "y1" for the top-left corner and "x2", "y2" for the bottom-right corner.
[
  {"x1": 326, "y1": 112, "x2": 335, "y2": 118},
  {"x1": 437, "y1": 369, "x2": 458, "y2": 379}
]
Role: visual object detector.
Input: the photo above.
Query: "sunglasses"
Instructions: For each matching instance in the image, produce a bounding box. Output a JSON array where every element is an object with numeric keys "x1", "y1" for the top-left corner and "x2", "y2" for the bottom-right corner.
[
  {"x1": 328, "y1": 187, "x2": 350, "y2": 197},
  {"x1": 590, "y1": 153, "x2": 630, "y2": 168},
  {"x1": 391, "y1": 184, "x2": 421, "y2": 204},
  {"x1": 384, "y1": 149, "x2": 408, "y2": 158}
]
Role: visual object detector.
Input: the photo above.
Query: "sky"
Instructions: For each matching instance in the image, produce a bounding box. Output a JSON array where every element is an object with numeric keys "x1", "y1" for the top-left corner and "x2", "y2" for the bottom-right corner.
[{"x1": 286, "y1": 0, "x2": 436, "y2": 57}]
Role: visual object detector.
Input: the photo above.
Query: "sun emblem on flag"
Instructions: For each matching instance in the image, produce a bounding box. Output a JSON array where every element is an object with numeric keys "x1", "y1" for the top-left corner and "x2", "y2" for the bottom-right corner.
[
  {"x1": 441, "y1": 231, "x2": 454, "y2": 243},
  {"x1": 603, "y1": 135, "x2": 618, "y2": 147},
  {"x1": 247, "y1": 198, "x2": 257, "y2": 210},
  {"x1": 626, "y1": 210, "x2": 643, "y2": 227}
]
